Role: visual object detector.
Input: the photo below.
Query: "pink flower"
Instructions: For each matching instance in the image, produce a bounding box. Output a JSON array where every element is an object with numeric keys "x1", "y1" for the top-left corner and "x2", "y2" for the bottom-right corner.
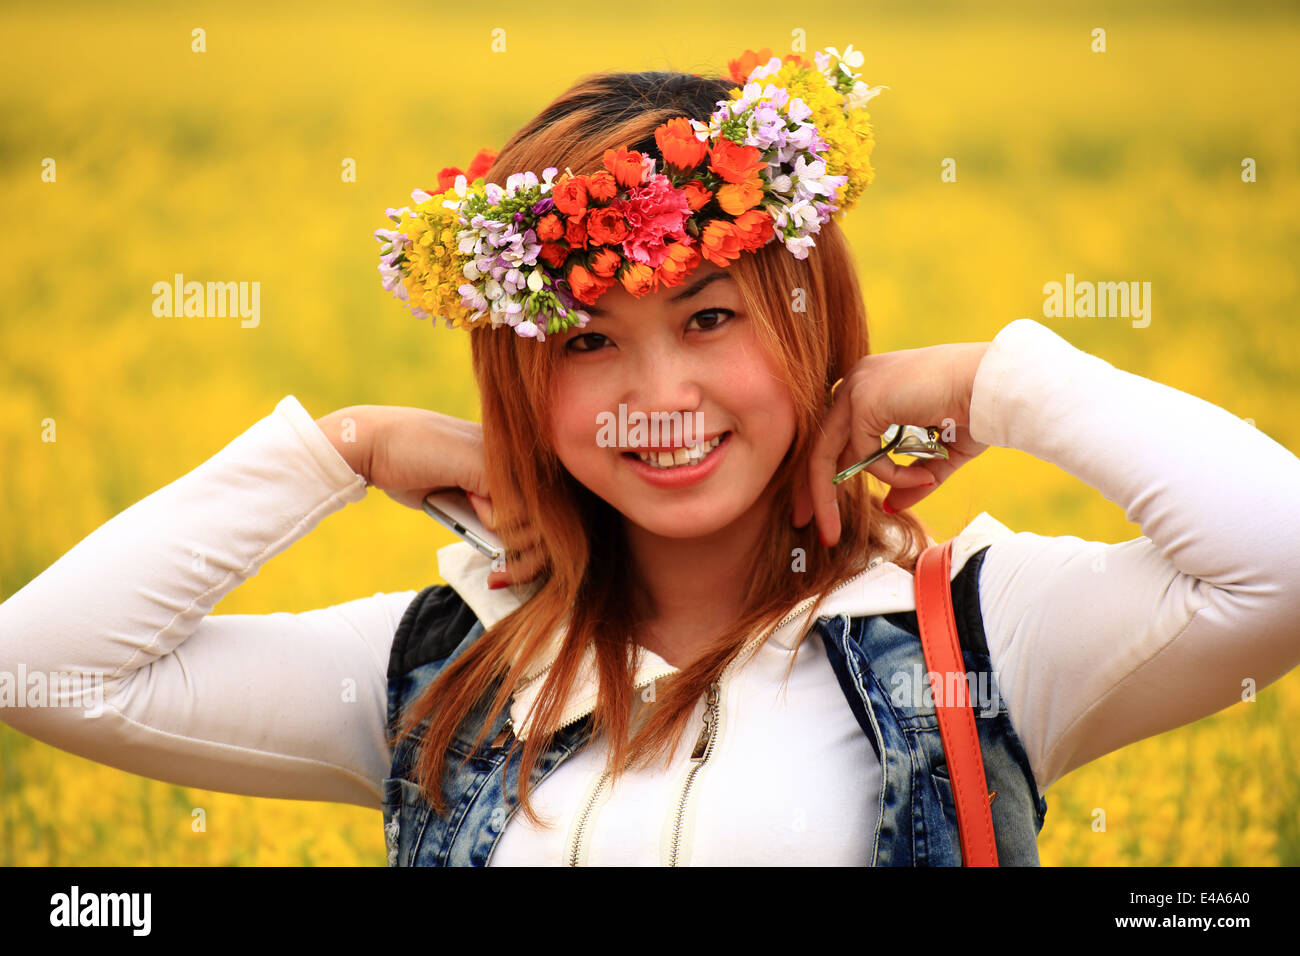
[{"x1": 613, "y1": 174, "x2": 693, "y2": 268}]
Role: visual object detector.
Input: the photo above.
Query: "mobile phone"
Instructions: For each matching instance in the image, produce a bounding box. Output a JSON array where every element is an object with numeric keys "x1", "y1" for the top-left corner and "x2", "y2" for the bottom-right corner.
[{"x1": 422, "y1": 489, "x2": 505, "y2": 564}]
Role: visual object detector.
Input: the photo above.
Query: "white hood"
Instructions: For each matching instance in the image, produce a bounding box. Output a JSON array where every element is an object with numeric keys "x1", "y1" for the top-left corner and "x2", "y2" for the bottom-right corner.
[{"x1": 434, "y1": 512, "x2": 1015, "y2": 740}]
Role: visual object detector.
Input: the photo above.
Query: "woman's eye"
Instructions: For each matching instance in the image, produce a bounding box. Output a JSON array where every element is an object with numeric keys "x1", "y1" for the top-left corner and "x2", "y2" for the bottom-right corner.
[
  {"x1": 565, "y1": 332, "x2": 610, "y2": 353},
  {"x1": 687, "y1": 308, "x2": 734, "y2": 332}
]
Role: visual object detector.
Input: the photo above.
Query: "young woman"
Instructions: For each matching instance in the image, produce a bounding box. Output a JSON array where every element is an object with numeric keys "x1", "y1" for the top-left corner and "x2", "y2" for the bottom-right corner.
[{"x1": 2, "y1": 48, "x2": 1298, "y2": 867}]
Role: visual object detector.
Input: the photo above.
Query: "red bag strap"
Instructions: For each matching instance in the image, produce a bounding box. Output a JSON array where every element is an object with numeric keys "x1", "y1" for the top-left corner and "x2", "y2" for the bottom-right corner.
[{"x1": 914, "y1": 539, "x2": 999, "y2": 866}]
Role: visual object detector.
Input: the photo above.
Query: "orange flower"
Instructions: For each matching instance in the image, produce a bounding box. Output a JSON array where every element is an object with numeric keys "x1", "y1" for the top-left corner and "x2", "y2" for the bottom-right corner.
[
  {"x1": 732, "y1": 208, "x2": 774, "y2": 251},
  {"x1": 726, "y1": 47, "x2": 809, "y2": 83},
  {"x1": 536, "y1": 212, "x2": 564, "y2": 242},
  {"x1": 466, "y1": 147, "x2": 497, "y2": 180},
  {"x1": 552, "y1": 175, "x2": 589, "y2": 216},
  {"x1": 434, "y1": 167, "x2": 463, "y2": 193},
  {"x1": 619, "y1": 261, "x2": 658, "y2": 297},
  {"x1": 654, "y1": 241, "x2": 702, "y2": 289},
  {"x1": 539, "y1": 242, "x2": 569, "y2": 269},
  {"x1": 716, "y1": 177, "x2": 764, "y2": 215},
  {"x1": 726, "y1": 47, "x2": 774, "y2": 83},
  {"x1": 700, "y1": 219, "x2": 743, "y2": 267},
  {"x1": 434, "y1": 147, "x2": 498, "y2": 192},
  {"x1": 587, "y1": 170, "x2": 619, "y2": 202},
  {"x1": 586, "y1": 207, "x2": 629, "y2": 245},
  {"x1": 568, "y1": 263, "x2": 615, "y2": 306},
  {"x1": 603, "y1": 147, "x2": 647, "y2": 189},
  {"x1": 681, "y1": 180, "x2": 713, "y2": 211},
  {"x1": 565, "y1": 214, "x2": 588, "y2": 249},
  {"x1": 589, "y1": 247, "x2": 622, "y2": 278},
  {"x1": 708, "y1": 138, "x2": 764, "y2": 185},
  {"x1": 654, "y1": 117, "x2": 708, "y2": 171}
]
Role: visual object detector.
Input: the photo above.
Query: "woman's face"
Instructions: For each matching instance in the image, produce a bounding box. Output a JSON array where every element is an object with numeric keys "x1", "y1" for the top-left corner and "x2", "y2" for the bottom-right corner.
[{"x1": 548, "y1": 262, "x2": 798, "y2": 540}]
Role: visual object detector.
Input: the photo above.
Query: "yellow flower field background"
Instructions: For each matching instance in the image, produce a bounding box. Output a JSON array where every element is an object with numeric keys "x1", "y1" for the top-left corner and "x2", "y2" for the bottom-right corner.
[{"x1": 2, "y1": 1, "x2": 1298, "y2": 865}]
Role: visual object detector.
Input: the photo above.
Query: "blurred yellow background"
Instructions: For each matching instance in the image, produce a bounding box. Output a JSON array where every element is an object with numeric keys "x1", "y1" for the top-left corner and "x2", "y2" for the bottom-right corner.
[{"x1": 2, "y1": 0, "x2": 1298, "y2": 865}]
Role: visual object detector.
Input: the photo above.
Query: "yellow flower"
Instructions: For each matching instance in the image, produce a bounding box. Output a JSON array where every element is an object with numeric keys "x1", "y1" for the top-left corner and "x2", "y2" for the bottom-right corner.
[{"x1": 735, "y1": 60, "x2": 878, "y2": 215}]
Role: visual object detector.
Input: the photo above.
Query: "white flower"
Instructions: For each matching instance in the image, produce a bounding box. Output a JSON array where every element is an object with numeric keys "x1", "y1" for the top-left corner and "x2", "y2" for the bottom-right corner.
[
  {"x1": 411, "y1": 188, "x2": 433, "y2": 204},
  {"x1": 785, "y1": 235, "x2": 816, "y2": 258},
  {"x1": 847, "y1": 81, "x2": 888, "y2": 110},
  {"x1": 841, "y1": 44, "x2": 865, "y2": 69},
  {"x1": 483, "y1": 278, "x2": 504, "y2": 301},
  {"x1": 747, "y1": 56, "x2": 783, "y2": 83},
  {"x1": 526, "y1": 269, "x2": 544, "y2": 293},
  {"x1": 463, "y1": 260, "x2": 481, "y2": 281}
]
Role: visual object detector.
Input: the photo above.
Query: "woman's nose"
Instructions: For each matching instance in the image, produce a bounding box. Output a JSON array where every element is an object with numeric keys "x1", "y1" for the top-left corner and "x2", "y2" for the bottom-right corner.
[{"x1": 626, "y1": 353, "x2": 705, "y2": 415}]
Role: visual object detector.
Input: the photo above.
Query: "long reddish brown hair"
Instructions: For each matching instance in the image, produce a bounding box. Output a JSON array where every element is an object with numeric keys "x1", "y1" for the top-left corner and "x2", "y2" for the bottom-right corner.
[{"x1": 391, "y1": 68, "x2": 931, "y2": 826}]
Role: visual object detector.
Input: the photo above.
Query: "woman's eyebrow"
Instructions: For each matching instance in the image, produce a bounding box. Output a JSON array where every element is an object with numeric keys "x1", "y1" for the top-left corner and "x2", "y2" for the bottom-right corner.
[{"x1": 584, "y1": 271, "x2": 734, "y2": 318}]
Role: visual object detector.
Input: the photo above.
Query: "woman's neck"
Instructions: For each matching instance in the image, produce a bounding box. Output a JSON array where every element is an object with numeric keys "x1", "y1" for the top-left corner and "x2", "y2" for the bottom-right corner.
[{"x1": 622, "y1": 486, "x2": 778, "y2": 668}]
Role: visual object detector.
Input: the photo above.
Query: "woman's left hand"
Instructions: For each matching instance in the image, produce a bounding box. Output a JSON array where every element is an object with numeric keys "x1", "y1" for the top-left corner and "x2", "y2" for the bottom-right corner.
[{"x1": 792, "y1": 341, "x2": 992, "y2": 547}]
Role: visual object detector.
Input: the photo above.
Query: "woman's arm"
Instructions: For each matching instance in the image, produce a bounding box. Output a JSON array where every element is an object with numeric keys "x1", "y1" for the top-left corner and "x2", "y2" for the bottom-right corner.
[
  {"x1": 0, "y1": 395, "x2": 416, "y2": 810},
  {"x1": 967, "y1": 319, "x2": 1300, "y2": 797}
]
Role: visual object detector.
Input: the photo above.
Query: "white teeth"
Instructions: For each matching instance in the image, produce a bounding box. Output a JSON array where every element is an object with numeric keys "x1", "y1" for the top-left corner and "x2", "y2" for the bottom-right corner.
[{"x1": 633, "y1": 433, "x2": 724, "y2": 469}]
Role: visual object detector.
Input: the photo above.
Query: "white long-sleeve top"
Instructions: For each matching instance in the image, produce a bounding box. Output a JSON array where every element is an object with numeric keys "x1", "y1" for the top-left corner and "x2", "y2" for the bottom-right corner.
[{"x1": 2, "y1": 318, "x2": 1298, "y2": 866}]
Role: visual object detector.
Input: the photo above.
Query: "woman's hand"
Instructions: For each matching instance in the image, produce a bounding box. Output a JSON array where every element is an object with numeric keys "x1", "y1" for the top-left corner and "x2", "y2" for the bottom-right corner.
[
  {"x1": 792, "y1": 341, "x2": 992, "y2": 547},
  {"x1": 315, "y1": 405, "x2": 546, "y2": 587}
]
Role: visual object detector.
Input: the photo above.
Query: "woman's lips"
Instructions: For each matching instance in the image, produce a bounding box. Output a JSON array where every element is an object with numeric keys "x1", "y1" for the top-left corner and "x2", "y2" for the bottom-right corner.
[{"x1": 621, "y1": 430, "x2": 732, "y2": 489}]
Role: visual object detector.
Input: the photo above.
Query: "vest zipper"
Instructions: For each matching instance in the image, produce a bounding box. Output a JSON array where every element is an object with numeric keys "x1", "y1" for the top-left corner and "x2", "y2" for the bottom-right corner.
[
  {"x1": 666, "y1": 680, "x2": 721, "y2": 865},
  {"x1": 563, "y1": 555, "x2": 886, "y2": 866},
  {"x1": 489, "y1": 717, "x2": 513, "y2": 750}
]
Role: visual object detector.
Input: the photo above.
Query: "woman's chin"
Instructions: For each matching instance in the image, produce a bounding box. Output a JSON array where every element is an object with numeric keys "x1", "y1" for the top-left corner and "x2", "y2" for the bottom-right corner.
[{"x1": 617, "y1": 502, "x2": 745, "y2": 541}]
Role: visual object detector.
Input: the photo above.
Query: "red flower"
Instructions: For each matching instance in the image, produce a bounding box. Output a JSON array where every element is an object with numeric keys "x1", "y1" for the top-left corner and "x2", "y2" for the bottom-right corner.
[
  {"x1": 587, "y1": 170, "x2": 619, "y2": 202},
  {"x1": 565, "y1": 214, "x2": 588, "y2": 249},
  {"x1": 568, "y1": 263, "x2": 616, "y2": 306},
  {"x1": 466, "y1": 147, "x2": 497, "y2": 180},
  {"x1": 654, "y1": 241, "x2": 701, "y2": 289},
  {"x1": 681, "y1": 180, "x2": 713, "y2": 211},
  {"x1": 433, "y1": 147, "x2": 498, "y2": 192},
  {"x1": 732, "y1": 208, "x2": 775, "y2": 251},
  {"x1": 536, "y1": 213, "x2": 564, "y2": 242},
  {"x1": 552, "y1": 175, "x2": 590, "y2": 216},
  {"x1": 589, "y1": 247, "x2": 622, "y2": 278},
  {"x1": 539, "y1": 242, "x2": 569, "y2": 269},
  {"x1": 726, "y1": 48, "x2": 809, "y2": 83},
  {"x1": 726, "y1": 47, "x2": 774, "y2": 83},
  {"x1": 603, "y1": 147, "x2": 648, "y2": 189},
  {"x1": 586, "y1": 207, "x2": 629, "y2": 245},
  {"x1": 708, "y1": 138, "x2": 764, "y2": 185},
  {"x1": 654, "y1": 117, "x2": 708, "y2": 171}
]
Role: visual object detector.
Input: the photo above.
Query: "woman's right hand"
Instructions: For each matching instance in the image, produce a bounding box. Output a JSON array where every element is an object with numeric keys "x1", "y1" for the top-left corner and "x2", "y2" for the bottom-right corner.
[{"x1": 315, "y1": 405, "x2": 545, "y2": 587}]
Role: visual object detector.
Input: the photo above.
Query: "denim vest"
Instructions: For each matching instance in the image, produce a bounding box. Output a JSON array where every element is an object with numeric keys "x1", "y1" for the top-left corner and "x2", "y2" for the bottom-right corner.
[{"x1": 381, "y1": 544, "x2": 1048, "y2": 865}]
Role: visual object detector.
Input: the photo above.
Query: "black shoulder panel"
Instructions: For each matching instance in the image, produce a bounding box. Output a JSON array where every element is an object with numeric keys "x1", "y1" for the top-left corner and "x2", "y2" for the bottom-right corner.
[
  {"x1": 388, "y1": 584, "x2": 482, "y2": 680},
  {"x1": 881, "y1": 543, "x2": 993, "y2": 656},
  {"x1": 950, "y1": 543, "x2": 993, "y2": 658}
]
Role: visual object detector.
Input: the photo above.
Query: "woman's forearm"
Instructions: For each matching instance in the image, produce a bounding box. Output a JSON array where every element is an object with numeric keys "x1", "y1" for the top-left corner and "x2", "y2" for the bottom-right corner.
[
  {"x1": 966, "y1": 319, "x2": 1300, "y2": 794},
  {"x1": 0, "y1": 396, "x2": 407, "y2": 809}
]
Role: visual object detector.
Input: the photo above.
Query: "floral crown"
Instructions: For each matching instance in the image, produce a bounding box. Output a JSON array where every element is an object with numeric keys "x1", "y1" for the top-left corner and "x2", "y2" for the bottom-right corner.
[{"x1": 374, "y1": 43, "x2": 885, "y2": 342}]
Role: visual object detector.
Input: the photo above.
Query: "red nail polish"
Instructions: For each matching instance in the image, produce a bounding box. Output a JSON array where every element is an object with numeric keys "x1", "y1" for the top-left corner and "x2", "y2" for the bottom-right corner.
[{"x1": 489, "y1": 579, "x2": 505, "y2": 590}]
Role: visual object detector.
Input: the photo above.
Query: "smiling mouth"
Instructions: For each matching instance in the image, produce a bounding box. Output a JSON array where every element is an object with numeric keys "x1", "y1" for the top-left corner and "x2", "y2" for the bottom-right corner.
[{"x1": 622, "y1": 431, "x2": 731, "y2": 469}]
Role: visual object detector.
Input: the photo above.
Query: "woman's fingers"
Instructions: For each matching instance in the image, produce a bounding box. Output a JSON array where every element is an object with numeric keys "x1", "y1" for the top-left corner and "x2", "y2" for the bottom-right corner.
[
  {"x1": 487, "y1": 544, "x2": 547, "y2": 588},
  {"x1": 466, "y1": 490, "x2": 495, "y2": 530},
  {"x1": 465, "y1": 490, "x2": 547, "y2": 587}
]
